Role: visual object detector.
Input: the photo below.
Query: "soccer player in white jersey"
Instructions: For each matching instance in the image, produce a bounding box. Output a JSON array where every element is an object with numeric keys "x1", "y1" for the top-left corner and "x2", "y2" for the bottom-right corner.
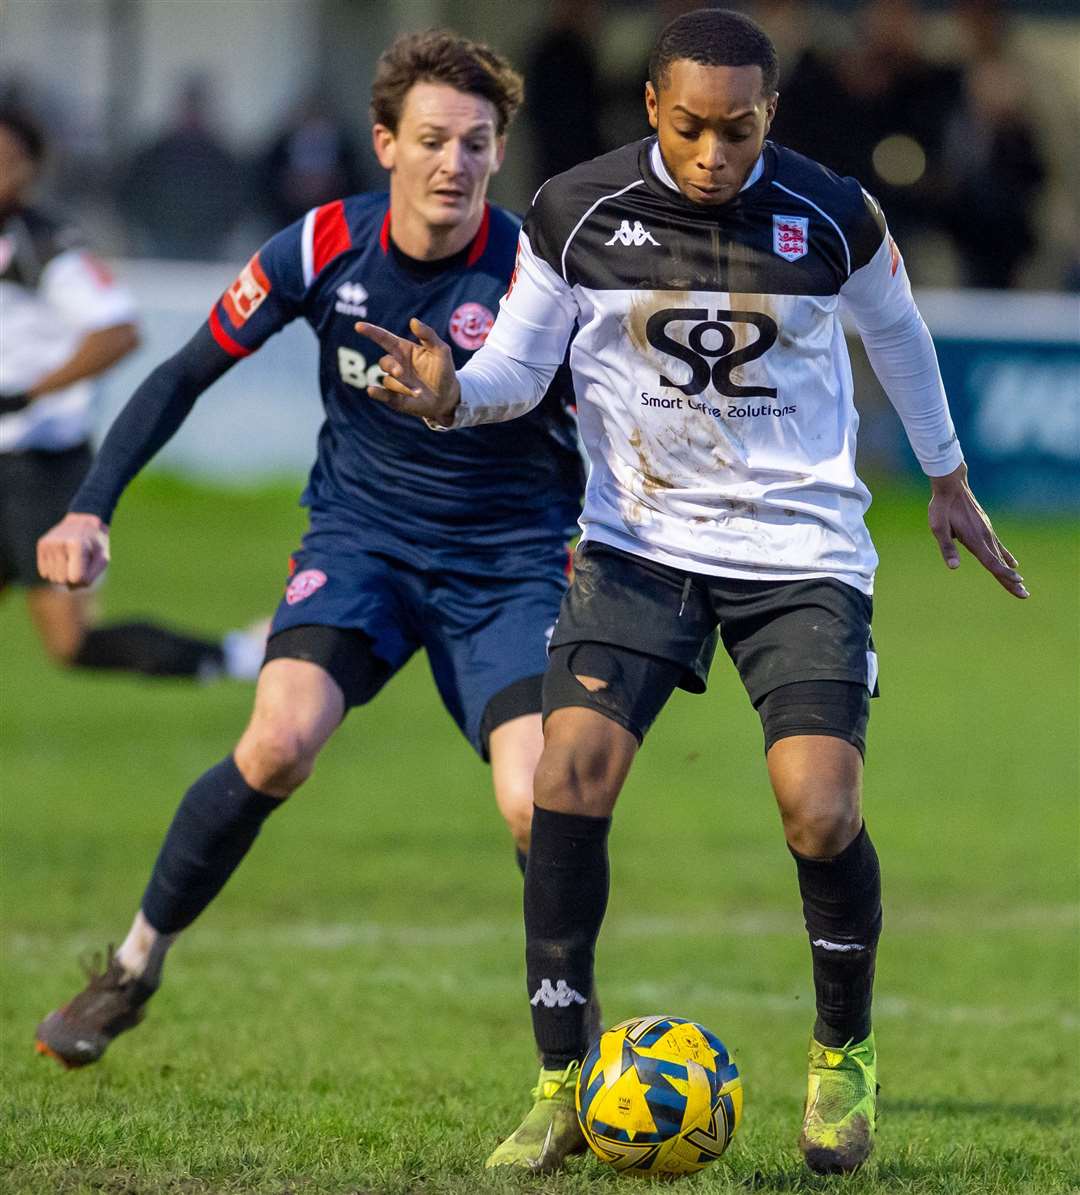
[
  {"x1": 0, "y1": 107, "x2": 262, "y2": 681},
  {"x1": 357, "y1": 8, "x2": 1027, "y2": 1176}
]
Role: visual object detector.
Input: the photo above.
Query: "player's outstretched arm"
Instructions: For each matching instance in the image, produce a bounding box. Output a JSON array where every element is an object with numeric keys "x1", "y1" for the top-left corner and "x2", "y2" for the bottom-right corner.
[
  {"x1": 928, "y1": 463, "x2": 1028, "y2": 599},
  {"x1": 34, "y1": 323, "x2": 237, "y2": 586},
  {"x1": 37, "y1": 514, "x2": 110, "y2": 588},
  {"x1": 355, "y1": 318, "x2": 461, "y2": 426}
]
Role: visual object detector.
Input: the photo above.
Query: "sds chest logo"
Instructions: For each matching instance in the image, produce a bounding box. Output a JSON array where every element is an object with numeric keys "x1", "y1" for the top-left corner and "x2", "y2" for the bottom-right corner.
[{"x1": 644, "y1": 308, "x2": 779, "y2": 398}]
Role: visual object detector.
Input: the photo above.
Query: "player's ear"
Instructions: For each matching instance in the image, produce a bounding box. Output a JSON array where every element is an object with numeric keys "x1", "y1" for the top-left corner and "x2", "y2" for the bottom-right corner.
[
  {"x1": 492, "y1": 136, "x2": 507, "y2": 175},
  {"x1": 764, "y1": 91, "x2": 779, "y2": 134},
  {"x1": 644, "y1": 81, "x2": 659, "y2": 131},
  {"x1": 371, "y1": 123, "x2": 396, "y2": 171}
]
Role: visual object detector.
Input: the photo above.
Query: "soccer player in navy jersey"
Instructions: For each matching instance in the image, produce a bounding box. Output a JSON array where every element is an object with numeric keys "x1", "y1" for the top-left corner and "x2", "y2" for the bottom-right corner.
[
  {"x1": 356, "y1": 9, "x2": 1027, "y2": 1176},
  {"x1": 34, "y1": 31, "x2": 589, "y2": 1075}
]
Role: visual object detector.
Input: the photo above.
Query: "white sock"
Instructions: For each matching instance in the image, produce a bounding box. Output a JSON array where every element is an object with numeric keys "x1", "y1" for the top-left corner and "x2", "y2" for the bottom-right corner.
[
  {"x1": 221, "y1": 618, "x2": 271, "y2": 682},
  {"x1": 115, "y1": 910, "x2": 176, "y2": 984}
]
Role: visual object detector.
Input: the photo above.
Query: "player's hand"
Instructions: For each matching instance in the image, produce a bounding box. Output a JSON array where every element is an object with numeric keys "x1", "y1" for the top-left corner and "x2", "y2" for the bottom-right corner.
[
  {"x1": 928, "y1": 464, "x2": 1028, "y2": 599},
  {"x1": 354, "y1": 318, "x2": 461, "y2": 426},
  {"x1": 37, "y1": 512, "x2": 111, "y2": 588}
]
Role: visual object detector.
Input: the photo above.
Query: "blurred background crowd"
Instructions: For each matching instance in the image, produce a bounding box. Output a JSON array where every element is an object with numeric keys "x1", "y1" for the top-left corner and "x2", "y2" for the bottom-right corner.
[{"x1": 3, "y1": 0, "x2": 1078, "y2": 292}]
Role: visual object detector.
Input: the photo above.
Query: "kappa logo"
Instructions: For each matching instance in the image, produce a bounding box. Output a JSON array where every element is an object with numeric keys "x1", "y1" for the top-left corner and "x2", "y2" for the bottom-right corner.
[
  {"x1": 334, "y1": 281, "x2": 368, "y2": 317},
  {"x1": 811, "y1": 938, "x2": 867, "y2": 952},
  {"x1": 530, "y1": 979, "x2": 587, "y2": 1008},
  {"x1": 606, "y1": 220, "x2": 660, "y2": 248},
  {"x1": 773, "y1": 214, "x2": 809, "y2": 261}
]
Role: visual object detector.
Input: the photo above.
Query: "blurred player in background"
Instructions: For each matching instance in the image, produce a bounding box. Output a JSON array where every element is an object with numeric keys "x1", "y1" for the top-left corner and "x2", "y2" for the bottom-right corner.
[
  {"x1": 0, "y1": 106, "x2": 262, "y2": 681},
  {"x1": 34, "y1": 31, "x2": 592, "y2": 1080},
  {"x1": 355, "y1": 7, "x2": 1027, "y2": 1176}
]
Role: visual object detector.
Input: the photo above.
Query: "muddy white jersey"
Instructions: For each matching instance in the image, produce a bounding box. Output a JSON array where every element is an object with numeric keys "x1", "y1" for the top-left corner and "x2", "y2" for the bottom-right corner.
[{"x1": 455, "y1": 138, "x2": 963, "y2": 594}]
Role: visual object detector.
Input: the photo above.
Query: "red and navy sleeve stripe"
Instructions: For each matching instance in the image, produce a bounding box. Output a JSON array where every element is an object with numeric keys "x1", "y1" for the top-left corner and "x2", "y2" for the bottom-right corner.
[{"x1": 208, "y1": 307, "x2": 253, "y2": 358}]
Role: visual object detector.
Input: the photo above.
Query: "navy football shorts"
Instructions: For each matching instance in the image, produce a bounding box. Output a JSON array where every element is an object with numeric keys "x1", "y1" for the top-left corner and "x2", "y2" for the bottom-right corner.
[{"x1": 267, "y1": 520, "x2": 570, "y2": 758}]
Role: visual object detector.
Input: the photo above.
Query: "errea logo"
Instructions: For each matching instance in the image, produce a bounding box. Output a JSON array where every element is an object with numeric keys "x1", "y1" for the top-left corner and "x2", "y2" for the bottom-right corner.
[
  {"x1": 334, "y1": 281, "x2": 368, "y2": 317},
  {"x1": 606, "y1": 220, "x2": 660, "y2": 247}
]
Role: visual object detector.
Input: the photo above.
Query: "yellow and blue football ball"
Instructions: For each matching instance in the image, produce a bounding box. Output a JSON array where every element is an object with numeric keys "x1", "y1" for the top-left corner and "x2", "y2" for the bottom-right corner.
[{"x1": 576, "y1": 1014, "x2": 742, "y2": 1177}]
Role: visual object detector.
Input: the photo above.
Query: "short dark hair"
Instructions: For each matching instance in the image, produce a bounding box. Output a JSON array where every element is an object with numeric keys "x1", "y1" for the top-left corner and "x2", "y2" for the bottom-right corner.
[
  {"x1": 649, "y1": 8, "x2": 779, "y2": 96},
  {"x1": 0, "y1": 105, "x2": 47, "y2": 164},
  {"x1": 370, "y1": 29, "x2": 524, "y2": 137}
]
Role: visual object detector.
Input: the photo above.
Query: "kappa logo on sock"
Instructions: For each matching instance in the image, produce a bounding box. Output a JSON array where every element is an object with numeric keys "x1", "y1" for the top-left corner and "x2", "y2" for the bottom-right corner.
[
  {"x1": 811, "y1": 938, "x2": 867, "y2": 952},
  {"x1": 530, "y1": 978, "x2": 587, "y2": 1008}
]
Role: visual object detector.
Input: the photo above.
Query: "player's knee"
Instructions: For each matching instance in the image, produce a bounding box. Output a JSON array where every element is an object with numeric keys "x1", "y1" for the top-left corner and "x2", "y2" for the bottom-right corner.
[
  {"x1": 533, "y1": 740, "x2": 620, "y2": 818},
  {"x1": 235, "y1": 718, "x2": 319, "y2": 796},
  {"x1": 781, "y1": 798, "x2": 862, "y2": 859}
]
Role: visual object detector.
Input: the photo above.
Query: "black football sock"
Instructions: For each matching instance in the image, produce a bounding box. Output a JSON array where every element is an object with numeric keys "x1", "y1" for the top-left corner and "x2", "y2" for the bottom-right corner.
[
  {"x1": 515, "y1": 847, "x2": 528, "y2": 877},
  {"x1": 141, "y1": 756, "x2": 281, "y2": 933},
  {"x1": 525, "y1": 805, "x2": 611, "y2": 1069},
  {"x1": 73, "y1": 621, "x2": 225, "y2": 678},
  {"x1": 791, "y1": 822, "x2": 882, "y2": 1047}
]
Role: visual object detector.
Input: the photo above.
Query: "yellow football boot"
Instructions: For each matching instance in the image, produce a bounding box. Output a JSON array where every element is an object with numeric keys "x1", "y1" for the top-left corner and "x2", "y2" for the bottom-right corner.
[
  {"x1": 799, "y1": 1031, "x2": 878, "y2": 1174},
  {"x1": 485, "y1": 1060, "x2": 587, "y2": 1173}
]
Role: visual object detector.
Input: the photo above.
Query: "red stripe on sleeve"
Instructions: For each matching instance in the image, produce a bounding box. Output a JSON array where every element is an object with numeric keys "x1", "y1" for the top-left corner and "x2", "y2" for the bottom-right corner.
[
  {"x1": 208, "y1": 307, "x2": 253, "y2": 358},
  {"x1": 379, "y1": 209, "x2": 391, "y2": 254},
  {"x1": 465, "y1": 204, "x2": 491, "y2": 267},
  {"x1": 312, "y1": 199, "x2": 352, "y2": 275}
]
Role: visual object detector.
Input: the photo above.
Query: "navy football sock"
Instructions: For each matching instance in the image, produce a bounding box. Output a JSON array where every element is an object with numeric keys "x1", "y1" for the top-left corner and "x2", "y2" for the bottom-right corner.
[
  {"x1": 141, "y1": 756, "x2": 281, "y2": 934},
  {"x1": 515, "y1": 847, "x2": 527, "y2": 877},
  {"x1": 791, "y1": 823, "x2": 882, "y2": 1047},
  {"x1": 525, "y1": 805, "x2": 611, "y2": 1069},
  {"x1": 74, "y1": 621, "x2": 224, "y2": 678}
]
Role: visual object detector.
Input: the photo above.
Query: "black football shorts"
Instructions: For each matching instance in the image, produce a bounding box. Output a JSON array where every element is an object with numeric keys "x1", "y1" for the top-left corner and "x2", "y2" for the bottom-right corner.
[
  {"x1": 542, "y1": 540, "x2": 878, "y2": 752},
  {"x1": 0, "y1": 443, "x2": 93, "y2": 588}
]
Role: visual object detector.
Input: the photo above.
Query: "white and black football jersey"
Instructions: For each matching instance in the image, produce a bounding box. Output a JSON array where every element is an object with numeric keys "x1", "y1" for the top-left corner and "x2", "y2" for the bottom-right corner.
[
  {"x1": 0, "y1": 206, "x2": 136, "y2": 453},
  {"x1": 456, "y1": 138, "x2": 963, "y2": 594}
]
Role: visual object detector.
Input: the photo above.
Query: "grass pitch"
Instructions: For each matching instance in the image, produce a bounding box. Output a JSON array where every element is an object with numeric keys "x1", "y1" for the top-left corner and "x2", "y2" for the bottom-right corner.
[{"x1": 1, "y1": 476, "x2": 1077, "y2": 1195}]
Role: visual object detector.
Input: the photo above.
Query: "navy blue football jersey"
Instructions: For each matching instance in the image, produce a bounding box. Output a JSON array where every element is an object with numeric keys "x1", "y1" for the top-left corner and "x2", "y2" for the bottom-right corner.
[{"x1": 207, "y1": 194, "x2": 582, "y2": 561}]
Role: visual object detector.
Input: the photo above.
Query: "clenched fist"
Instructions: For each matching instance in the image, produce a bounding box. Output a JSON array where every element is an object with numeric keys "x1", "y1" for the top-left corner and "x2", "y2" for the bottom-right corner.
[{"x1": 37, "y1": 512, "x2": 110, "y2": 587}]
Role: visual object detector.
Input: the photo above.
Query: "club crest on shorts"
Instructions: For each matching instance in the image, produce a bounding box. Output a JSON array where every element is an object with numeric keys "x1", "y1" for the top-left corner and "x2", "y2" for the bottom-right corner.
[
  {"x1": 448, "y1": 302, "x2": 494, "y2": 350},
  {"x1": 773, "y1": 214, "x2": 809, "y2": 261},
  {"x1": 285, "y1": 568, "x2": 327, "y2": 606}
]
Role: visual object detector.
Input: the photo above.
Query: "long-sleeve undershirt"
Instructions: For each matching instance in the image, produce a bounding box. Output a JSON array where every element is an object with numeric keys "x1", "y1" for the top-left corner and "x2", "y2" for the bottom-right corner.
[{"x1": 71, "y1": 324, "x2": 235, "y2": 522}]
